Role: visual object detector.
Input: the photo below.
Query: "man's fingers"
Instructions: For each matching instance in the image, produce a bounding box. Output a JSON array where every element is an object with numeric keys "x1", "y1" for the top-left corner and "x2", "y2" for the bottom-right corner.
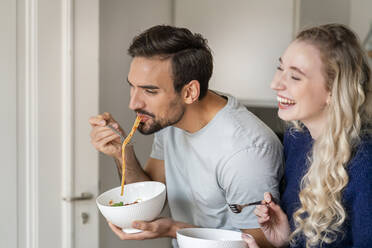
[
  {"x1": 108, "y1": 222, "x2": 153, "y2": 240},
  {"x1": 91, "y1": 124, "x2": 123, "y2": 144},
  {"x1": 103, "y1": 112, "x2": 121, "y2": 127},
  {"x1": 89, "y1": 117, "x2": 106, "y2": 126},
  {"x1": 102, "y1": 112, "x2": 112, "y2": 120},
  {"x1": 89, "y1": 112, "x2": 114, "y2": 127},
  {"x1": 108, "y1": 222, "x2": 128, "y2": 240},
  {"x1": 96, "y1": 134, "x2": 120, "y2": 148},
  {"x1": 93, "y1": 128, "x2": 119, "y2": 142},
  {"x1": 132, "y1": 221, "x2": 158, "y2": 232},
  {"x1": 89, "y1": 114, "x2": 107, "y2": 126}
]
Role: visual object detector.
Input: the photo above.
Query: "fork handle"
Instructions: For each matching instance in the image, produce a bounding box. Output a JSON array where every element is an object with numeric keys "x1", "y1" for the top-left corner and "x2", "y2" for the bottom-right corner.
[
  {"x1": 107, "y1": 124, "x2": 125, "y2": 143},
  {"x1": 241, "y1": 200, "x2": 262, "y2": 207}
]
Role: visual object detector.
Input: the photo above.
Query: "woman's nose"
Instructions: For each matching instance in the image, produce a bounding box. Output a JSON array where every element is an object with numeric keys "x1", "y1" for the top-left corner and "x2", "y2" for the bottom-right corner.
[{"x1": 270, "y1": 73, "x2": 286, "y2": 91}]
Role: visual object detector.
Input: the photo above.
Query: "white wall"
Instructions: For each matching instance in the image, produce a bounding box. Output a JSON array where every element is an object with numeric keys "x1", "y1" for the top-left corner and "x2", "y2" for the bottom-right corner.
[
  {"x1": 299, "y1": 0, "x2": 350, "y2": 29},
  {"x1": 0, "y1": 0, "x2": 17, "y2": 246},
  {"x1": 350, "y1": 0, "x2": 372, "y2": 41},
  {"x1": 99, "y1": 0, "x2": 173, "y2": 247},
  {"x1": 298, "y1": 0, "x2": 372, "y2": 43},
  {"x1": 174, "y1": 0, "x2": 294, "y2": 106}
]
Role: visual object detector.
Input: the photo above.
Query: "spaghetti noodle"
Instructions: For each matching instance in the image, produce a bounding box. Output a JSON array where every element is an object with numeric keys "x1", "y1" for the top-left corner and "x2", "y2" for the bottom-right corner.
[{"x1": 120, "y1": 115, "x2": 142, "y2": 196}]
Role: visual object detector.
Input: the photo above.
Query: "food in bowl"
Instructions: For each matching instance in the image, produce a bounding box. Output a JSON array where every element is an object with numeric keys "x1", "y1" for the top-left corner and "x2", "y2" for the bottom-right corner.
[
  {"x1": 108, "y1": 198, "x2": 142, "y2": 206},
  {"x1": 96, "y1": 181, "x2": 166, "y2": 233}
]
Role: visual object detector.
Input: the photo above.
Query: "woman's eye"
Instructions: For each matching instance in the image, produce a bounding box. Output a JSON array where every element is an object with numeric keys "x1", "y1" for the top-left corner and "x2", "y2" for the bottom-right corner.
[
  {"x1": 291, "y1": 76, "x2": 301, "y2": 81},
  {"x1": 276, "y1": 66, "x2": 283, "y2": 71}
]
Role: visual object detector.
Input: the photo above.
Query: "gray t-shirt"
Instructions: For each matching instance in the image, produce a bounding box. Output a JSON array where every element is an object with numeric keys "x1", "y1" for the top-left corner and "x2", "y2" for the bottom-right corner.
[{"x1": 150, "y1": 95, "x2": 283, "y2": 246}]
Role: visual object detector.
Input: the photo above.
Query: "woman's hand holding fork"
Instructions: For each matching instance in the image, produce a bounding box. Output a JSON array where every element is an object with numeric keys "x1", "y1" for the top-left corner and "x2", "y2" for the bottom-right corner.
[{"x1": 242, "y1": 192, "x2": 290, "y2": 248}]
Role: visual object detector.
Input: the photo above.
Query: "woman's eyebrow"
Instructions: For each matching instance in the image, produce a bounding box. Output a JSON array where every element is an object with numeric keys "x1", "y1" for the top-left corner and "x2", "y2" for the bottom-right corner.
[
  {"x1": 279, "y1": 57, "x2": 306, "y2": 76},
  {"x1": 289, "y1": 66, "x2": 306, "y2": 76}
]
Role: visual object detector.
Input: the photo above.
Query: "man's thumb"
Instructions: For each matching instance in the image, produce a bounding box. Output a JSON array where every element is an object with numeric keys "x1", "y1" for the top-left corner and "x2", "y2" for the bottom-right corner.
[{"x1": 132, "y1": 221, "x2": 149, "y2": 231}]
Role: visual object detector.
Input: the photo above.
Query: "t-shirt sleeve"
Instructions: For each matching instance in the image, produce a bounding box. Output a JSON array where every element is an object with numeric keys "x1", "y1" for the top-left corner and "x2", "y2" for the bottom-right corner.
[
  {"x1": 150, "y1": 132, "x2": 164, "y2": 160},
  {"x1": 218, "y1": 144, "x2": 284, "y2": 229}
]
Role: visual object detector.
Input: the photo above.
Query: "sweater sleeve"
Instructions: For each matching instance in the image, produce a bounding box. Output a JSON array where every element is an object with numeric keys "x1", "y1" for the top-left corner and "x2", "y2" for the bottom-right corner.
[
  {"x1": 283, "y1": 129, "x2": 292, "y2": 161},
  {"x1": 347, "y1": 142, "x2": 372, "y2": 247}
]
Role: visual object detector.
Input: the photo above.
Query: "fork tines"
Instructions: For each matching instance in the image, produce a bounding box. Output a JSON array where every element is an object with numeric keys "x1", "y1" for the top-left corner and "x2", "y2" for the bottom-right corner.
[
  {"x1": 228, "y1": 204, "x2": 241, "y2": 213},
  {"x1": 228, "y1": 200, "x2": 263, "y2": 214}
]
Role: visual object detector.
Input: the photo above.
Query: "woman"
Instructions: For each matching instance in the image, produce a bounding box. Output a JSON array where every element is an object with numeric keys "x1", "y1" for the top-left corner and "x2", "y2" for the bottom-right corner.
[{"x1": 243, "y1": 24, "x2": 372, "y2": 248}]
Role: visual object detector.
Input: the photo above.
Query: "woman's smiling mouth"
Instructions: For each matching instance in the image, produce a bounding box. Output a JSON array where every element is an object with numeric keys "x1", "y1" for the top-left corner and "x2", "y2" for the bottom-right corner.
[{"x1": 277, "y1": 95, "x2": 296, "y2": 109}]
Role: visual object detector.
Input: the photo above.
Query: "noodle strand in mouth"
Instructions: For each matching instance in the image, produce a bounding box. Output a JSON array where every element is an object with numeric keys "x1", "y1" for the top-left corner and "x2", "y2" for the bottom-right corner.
[{"x1": 120, "y1": 115, "x2": 142, "y2": 196}]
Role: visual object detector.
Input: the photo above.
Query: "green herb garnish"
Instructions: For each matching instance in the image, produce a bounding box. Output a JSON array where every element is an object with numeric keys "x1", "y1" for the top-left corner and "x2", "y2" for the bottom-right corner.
[{"x1": 111, "y1": 201, "x2": 124, "y2": 207}]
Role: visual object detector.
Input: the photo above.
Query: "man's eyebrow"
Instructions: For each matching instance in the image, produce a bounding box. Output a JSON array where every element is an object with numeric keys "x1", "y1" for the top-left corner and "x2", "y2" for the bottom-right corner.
[
  {"x1": 279, "y1": 57, "x2": 306, "y2": 76},
  {"x1": 126, "y1": 78, "x2": 160, "y2": 89}
]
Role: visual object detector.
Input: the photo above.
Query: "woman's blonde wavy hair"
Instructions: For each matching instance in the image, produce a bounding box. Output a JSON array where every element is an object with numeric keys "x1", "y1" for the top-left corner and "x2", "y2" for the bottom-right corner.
[{"x1": 288, "y1": 24, "x2": 372, "y2": 247}]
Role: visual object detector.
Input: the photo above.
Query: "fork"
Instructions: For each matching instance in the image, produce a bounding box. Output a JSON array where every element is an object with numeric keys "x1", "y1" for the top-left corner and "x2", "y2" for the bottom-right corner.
[
  {"x1": 107, "y1": 124, "x2": 125, "y2": 143},
  {"x1": 228, "y1": 200, "x2": 263, "y2": 214}
]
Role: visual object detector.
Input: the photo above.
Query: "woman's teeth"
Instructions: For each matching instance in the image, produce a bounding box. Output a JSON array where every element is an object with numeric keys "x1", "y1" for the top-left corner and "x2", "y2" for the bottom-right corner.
[{"x1": 277, "y1": 96, "x2": 296, "y2": 105}]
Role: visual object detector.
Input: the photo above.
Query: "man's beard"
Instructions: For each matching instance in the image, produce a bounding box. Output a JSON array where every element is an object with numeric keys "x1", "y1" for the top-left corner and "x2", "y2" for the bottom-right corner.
[{"x1": 137, "y1": 100, "x2": 185, "y2": 135}]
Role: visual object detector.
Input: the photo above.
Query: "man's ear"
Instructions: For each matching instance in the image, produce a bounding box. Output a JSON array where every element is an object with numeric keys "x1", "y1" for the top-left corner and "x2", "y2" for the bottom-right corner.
[{"x1": 182, "y1": 80, "x2": 200, "y2": 104}]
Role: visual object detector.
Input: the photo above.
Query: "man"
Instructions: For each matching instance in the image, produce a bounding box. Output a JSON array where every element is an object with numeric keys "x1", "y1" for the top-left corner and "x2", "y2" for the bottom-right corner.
[{"x1": 89, "y1": 25, "x2": 283, "y2": 248}]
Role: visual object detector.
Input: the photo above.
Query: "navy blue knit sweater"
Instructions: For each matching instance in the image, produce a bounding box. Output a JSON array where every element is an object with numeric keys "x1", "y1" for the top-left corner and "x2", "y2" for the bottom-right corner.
[{"x1": 281, "y1": 128, "x2": 372, "y2": 248}]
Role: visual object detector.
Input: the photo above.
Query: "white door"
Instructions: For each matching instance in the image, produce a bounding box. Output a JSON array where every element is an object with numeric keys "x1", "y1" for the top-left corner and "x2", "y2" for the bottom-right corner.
[
  {"x1": 68, "y1": 0, "x2": 100, "y2": 247},
  {"x1": 61, "y1": 0, "x2": 100, "y2": 247},
  {"x1": 12, "y1": 0, "x2": 100, "y2": 247}
]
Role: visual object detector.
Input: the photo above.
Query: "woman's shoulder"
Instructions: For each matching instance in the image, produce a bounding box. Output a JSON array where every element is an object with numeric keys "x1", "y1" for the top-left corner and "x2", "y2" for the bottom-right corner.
[
  {"x1": 355, "y1": 133, "x2": 372, "y2": 158},
  {"x1": 283, "y1": 127, "x2": 313, "y2": 160},
  {"x1": 284, "y1": 127, "x2": 312, "y2": 147},
  {"x1": 348, "y1": 134, "x2": 372, "y2": 175}
]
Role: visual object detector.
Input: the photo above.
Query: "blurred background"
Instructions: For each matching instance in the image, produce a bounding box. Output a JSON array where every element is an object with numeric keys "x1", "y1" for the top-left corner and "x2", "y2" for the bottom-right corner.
[{"x1": 1, "y1": 0, "x2": 371, "y2": 248}]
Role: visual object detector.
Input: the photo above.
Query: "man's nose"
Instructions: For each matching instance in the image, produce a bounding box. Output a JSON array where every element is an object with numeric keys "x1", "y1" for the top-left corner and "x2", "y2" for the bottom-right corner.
[{"x1": 128, "y1": 90, "x2": 145, "y2": 110}]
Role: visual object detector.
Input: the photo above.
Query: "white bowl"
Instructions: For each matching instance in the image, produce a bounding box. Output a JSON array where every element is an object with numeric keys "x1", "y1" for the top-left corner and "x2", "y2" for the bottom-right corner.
[
  {"x1": 96, "y1": 181, "x2": 166, "y2": 233},
  {"x1": 177, "y1": 228, "x2": 247, "y2": 248}
]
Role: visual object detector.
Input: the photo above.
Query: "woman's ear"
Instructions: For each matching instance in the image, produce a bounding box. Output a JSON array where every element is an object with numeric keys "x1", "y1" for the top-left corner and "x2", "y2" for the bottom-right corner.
[
  {"x1": 326, "y1": 92, "x2": 332, "y2": 105},
  {"x1": 183, "y1": 80, "x2": 200, "y2": 104}
]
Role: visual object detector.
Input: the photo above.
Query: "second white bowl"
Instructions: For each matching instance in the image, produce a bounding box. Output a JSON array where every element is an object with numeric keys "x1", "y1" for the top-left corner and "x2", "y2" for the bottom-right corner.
[{"x1": 177, "y1": 228, "x2": 247, "y2": 248}]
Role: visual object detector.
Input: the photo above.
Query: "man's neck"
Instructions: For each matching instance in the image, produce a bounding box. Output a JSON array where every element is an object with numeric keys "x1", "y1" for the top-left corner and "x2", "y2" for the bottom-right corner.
[{"x1": 174, "y1": 91, "x2": 227, "y2": 133}]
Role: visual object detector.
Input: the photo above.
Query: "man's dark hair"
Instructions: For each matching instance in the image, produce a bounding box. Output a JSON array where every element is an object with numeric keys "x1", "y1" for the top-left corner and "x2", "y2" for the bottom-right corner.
[{"x1": 128, "y1": 25, "x2": 213, "y2": 100}]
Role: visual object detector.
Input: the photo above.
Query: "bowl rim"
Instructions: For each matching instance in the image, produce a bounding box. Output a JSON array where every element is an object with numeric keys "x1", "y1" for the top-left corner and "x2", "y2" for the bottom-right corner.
[
  {"x1": 176, "y1": 228, "x2": 244, "y2": 242},
  {"x1": 96, "y1": 181, "x2": 166, "y2": 208}
]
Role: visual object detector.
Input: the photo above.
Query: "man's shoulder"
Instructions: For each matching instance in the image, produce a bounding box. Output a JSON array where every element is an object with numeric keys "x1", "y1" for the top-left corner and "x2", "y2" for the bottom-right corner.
[
  {"x1": 153, "y1": 126, "x2": 172, "y2": 138},
  {"x1": 221, "y1": 99, "x2": 281, "y2": 149}
]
